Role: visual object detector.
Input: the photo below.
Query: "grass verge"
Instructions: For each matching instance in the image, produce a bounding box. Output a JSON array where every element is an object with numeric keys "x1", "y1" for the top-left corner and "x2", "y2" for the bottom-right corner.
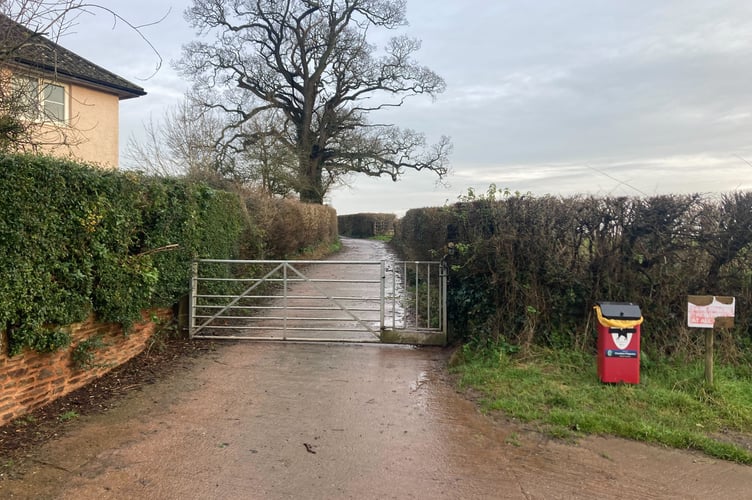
[
  {"x1": 451, "y1": 343, "x2": 752, "y2": 464},
  {"x1": 294, "y1": 238, "x2": 343, "y2": 259},
  {"x1": 369, "y1": 235, "x2": 393, "y2": 242}
]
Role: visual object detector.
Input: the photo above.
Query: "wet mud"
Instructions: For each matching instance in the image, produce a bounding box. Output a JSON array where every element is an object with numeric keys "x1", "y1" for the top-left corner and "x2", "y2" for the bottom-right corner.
[{"x1": 1, "y1": 239, "x2": 750, "y2": 499}]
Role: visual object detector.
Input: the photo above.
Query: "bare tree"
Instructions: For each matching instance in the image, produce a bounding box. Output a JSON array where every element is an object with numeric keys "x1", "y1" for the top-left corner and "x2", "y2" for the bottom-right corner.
[
  {"x1": 0, "y1": 0, "x2": 162, "y2": 153},
  {"x1": 236, "y1": 111, "x2": 298, "y2": 197},
  {"x1": 178, "y1": 0, "x2": 451, "y2": 204},
  {"x1": 126, "y1": 98, "x2": 224, "y2": 179},
  {"x1": 126, "y1": 98, "x2": 298, "y2": 196},
  {"x1": 1, "y1": 1, "x2": 79, "y2": 151}
]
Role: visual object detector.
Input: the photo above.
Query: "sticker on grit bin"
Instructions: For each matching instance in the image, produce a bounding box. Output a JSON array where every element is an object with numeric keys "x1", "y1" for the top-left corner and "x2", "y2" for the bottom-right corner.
[
  {"x1": 610, "y1": 330, "x2": 632, "y2": 350},
  {"x1": 605, "y1": 349, "x2": 638, "y2": 358}
]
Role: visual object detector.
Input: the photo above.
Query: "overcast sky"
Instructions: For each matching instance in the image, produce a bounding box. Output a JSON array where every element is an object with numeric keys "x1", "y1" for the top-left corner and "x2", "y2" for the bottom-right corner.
[{"x1": 60, "y1": 0, "x2": 752, "y2": 215}]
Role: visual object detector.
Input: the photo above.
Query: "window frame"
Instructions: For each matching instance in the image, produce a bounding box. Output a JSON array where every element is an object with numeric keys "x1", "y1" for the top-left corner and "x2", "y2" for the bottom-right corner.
[
  {"x1": 11, "y1": 75, "x2": 69, "y2": 125},
  {"x1": 40, "y1": 81, "x2": 67, "y2": 123}
]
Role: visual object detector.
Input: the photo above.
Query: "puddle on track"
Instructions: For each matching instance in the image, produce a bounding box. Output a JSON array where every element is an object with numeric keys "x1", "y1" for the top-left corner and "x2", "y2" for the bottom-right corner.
[
  {"x1": 3, "y1": 240, "x2": 751, "y2": 499},
  {"x1": 3, "y1": 340, "x2": 751, "y2": 499}
]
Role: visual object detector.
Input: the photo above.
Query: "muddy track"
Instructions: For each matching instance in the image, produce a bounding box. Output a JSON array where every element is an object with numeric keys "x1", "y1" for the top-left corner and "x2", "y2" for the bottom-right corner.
[{"x1": 1, "y1": 239, "x2": 750, "y2": 499}]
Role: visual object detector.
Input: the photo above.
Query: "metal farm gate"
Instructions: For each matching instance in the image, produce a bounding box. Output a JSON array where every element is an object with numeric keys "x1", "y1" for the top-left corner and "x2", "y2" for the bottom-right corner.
[{"x1": 188, "y1": 258, "x2": 446, "y2": 346}]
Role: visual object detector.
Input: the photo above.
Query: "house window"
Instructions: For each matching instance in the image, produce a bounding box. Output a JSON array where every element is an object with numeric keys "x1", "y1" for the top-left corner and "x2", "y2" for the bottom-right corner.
[
  {"x1": 41, "y1": 82, "x2": 66, "y2": 122},
  {"x1": 11, "y1": 76, "x2": 68, "y2": 124}
]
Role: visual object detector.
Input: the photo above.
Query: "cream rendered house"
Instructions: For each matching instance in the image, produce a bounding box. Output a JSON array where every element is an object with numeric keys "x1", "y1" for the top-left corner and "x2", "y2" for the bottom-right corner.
[{"x1": 1, "y1": 14, "x2": 145, "y2": 167}]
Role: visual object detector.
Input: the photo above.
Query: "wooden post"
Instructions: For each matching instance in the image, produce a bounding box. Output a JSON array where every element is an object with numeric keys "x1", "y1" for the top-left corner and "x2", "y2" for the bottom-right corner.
[
  {"x1": 688, "y1": 296, "x2": 735, "y2": 388},
  {"x1": 704, "y1": 329, "x2": 714, "y2": 386}
]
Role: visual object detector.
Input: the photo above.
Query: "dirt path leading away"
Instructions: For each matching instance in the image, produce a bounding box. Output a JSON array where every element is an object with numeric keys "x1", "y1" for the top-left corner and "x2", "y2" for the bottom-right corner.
[{"x1": 1, "y1": 239, "x2": 751, "y2": 499}]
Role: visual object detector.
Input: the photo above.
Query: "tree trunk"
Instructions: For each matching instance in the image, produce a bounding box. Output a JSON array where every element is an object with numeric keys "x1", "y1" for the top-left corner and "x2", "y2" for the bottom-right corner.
[
  {"x1": 300, "y1": 186, "x2": 324, "y2": 204},
  {"x1": 298, "y1": 157, "x2": 324, "y2": 204}
]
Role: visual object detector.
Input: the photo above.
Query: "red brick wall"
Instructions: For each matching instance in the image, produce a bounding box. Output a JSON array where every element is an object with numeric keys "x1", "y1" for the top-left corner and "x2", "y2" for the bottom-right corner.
[{"x1": 0, "y1": 308, "x2": 172, "y2": 427}]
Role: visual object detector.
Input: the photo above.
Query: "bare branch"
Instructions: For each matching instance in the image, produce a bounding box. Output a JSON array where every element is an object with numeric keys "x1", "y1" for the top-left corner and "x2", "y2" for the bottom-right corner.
[
  {"x1": 0, "y1": 1, "x2": 165, "y2": 152},
  {"x1": 76, "y1": 2, "x2": 167, "y2": 78},
  {"x1": 179, "y1": 0, "x2": 451, "y2": 203}
]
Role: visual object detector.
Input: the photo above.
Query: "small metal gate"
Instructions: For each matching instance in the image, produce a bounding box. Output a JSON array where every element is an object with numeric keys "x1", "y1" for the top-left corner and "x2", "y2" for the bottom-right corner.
[{"x1": 189, "y1": 258, "x2": 446, "y2": 345}]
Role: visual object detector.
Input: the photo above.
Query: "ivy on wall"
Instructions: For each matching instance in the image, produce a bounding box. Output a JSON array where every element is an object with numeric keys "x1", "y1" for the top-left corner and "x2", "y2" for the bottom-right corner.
[{"x1": 0, "y1": 154, "x2": 251, "y2": 355}]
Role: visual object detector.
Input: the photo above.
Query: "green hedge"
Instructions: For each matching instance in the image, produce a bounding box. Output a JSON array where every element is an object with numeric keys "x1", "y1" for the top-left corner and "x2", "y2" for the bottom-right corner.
[
  {"x1": 257, "y1": 197, "x2": 338, "y2": 258},
  {"x1": 338, "y1": 213, "x2": 396, "y2": 238},
  {"x1": 0, "y1": 154, "x2": 252, "y2": 355},
  {"x1": 393, "y1": 191, "x2": 752, "y2": 358}
]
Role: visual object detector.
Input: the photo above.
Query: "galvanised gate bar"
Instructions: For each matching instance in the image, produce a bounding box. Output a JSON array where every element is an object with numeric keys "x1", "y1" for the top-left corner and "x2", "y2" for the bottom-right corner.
[{"x1": 189, "y1": 258, "x2": 446, "y2": 345}]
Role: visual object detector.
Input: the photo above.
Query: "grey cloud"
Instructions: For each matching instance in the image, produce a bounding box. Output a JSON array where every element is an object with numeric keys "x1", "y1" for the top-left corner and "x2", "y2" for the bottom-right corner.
[{"x1": 50, "y1": 0, "x2": 752, "y2": 215}]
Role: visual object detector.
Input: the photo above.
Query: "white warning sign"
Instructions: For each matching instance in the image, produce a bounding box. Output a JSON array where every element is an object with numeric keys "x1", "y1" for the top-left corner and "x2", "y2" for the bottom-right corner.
[{"x1": 687, "y1": 296, "x2": 735, "y2": 329}]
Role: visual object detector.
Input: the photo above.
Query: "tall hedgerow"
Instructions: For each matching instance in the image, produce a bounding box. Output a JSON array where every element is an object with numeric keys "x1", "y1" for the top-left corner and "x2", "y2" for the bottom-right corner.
[
  {"x1": 0, "y1": 154, "x2": 251, "y2": 355},
  {"x1": 393, "y1": 188, "x2": 752, "y2": 358}
]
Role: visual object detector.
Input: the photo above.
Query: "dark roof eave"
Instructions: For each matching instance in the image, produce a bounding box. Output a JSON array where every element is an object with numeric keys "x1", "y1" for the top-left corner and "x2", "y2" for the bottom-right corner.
[{"x1": 13, "y1": 57, "x2": 146, "y2": 100}]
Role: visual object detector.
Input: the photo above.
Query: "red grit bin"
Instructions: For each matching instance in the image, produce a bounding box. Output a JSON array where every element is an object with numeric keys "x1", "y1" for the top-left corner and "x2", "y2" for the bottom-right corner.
[{"x1": 594, "y1": 302, "x2": 643, "y2": 384}]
